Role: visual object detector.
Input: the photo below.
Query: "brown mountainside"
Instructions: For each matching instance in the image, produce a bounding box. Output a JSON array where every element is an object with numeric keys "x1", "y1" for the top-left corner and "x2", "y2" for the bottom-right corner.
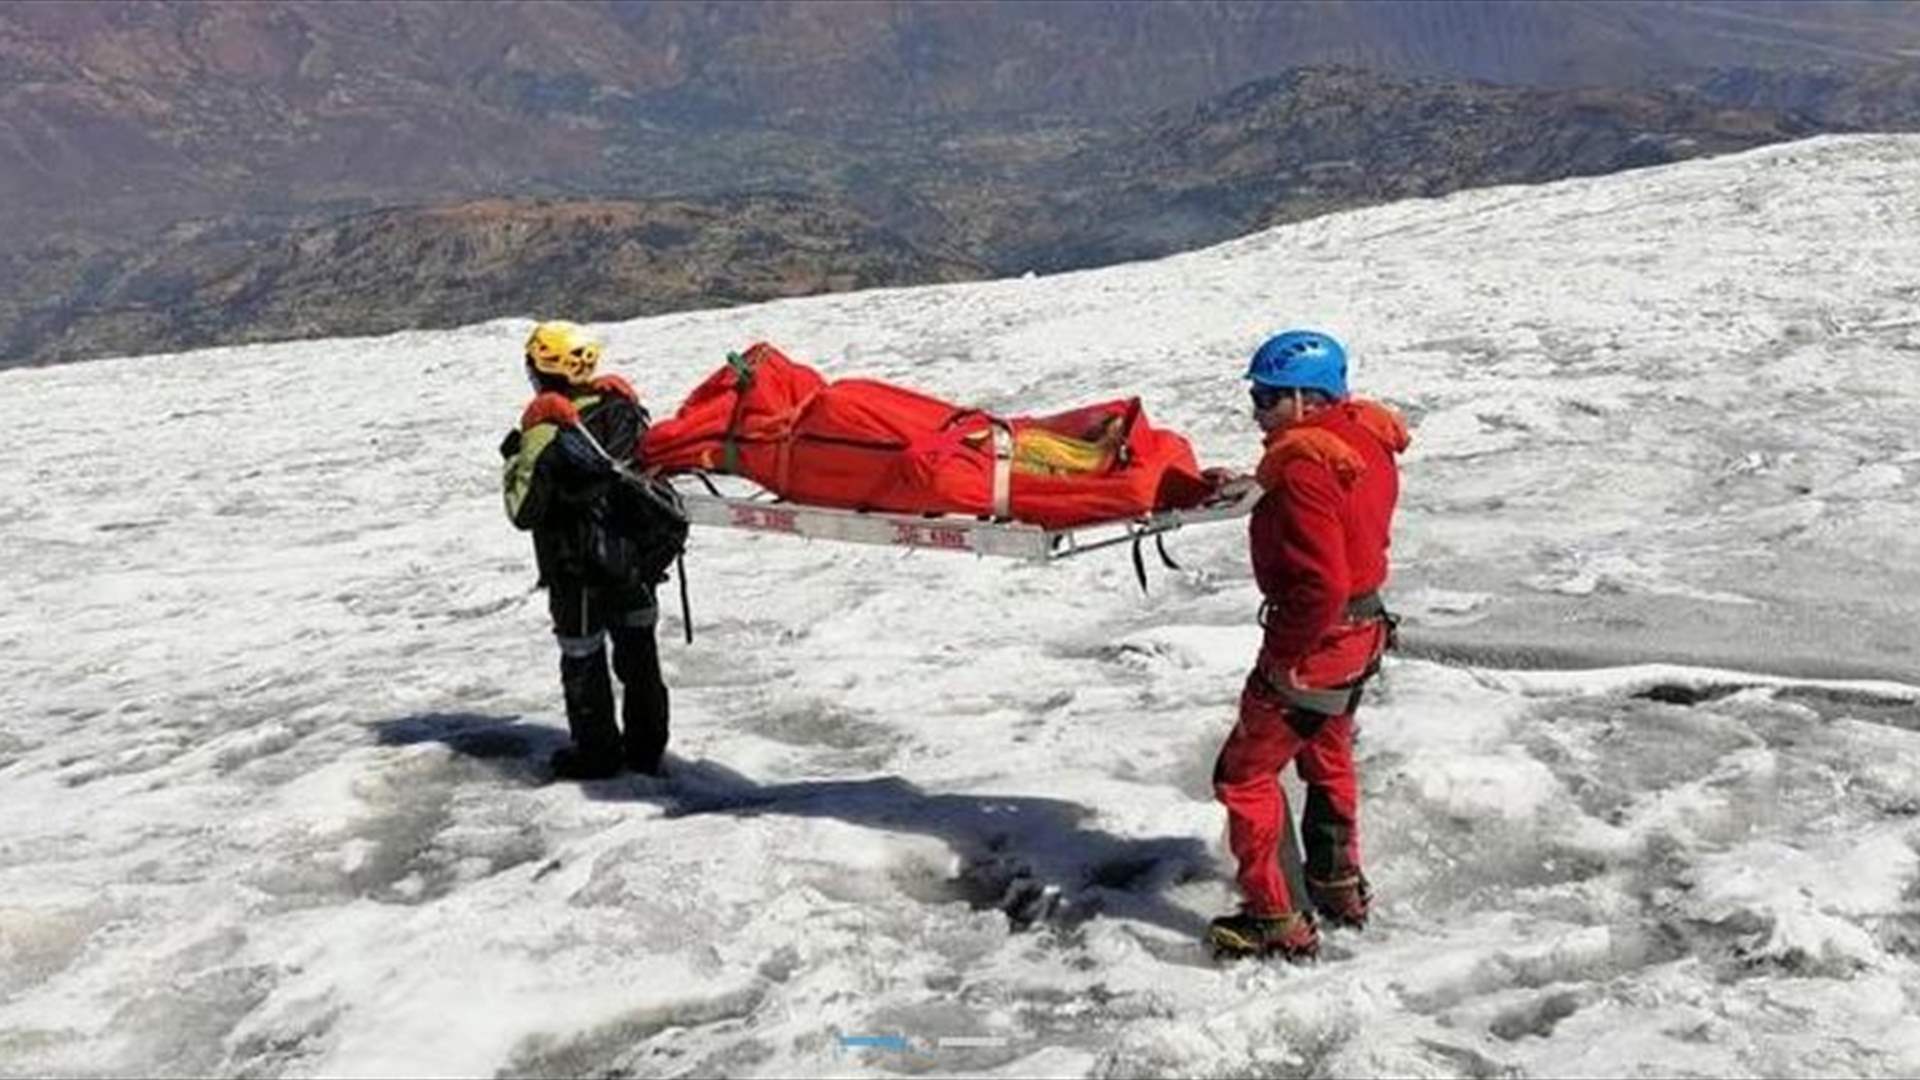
[
  {"x1": 12, "y1": 195, "x2": 983, "y2": 363},
  {"x1": 5, "y1": 1, "x2": 1920, "y2": 365},
  {"x1": 1004, "y1": 67, "x2": 1821, "y2": 269},
  {"x1": 10, "y1": 66, "x2": 1822, "y2": 363},
  {"x1": 1690, "y1": 60, "x2": 1920, "y2": 130}
]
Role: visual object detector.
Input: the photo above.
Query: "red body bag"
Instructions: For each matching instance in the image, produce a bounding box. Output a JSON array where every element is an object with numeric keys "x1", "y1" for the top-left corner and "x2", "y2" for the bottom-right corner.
[{"x1": 639, "y1": 343, "x2": 1212, "y2": 529}]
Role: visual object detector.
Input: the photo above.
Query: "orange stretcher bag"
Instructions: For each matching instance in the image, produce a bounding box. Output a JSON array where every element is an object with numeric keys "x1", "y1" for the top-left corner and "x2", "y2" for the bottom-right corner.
[{"x1": 638, "y1": 343, "x2": 1212, "y2": 529}]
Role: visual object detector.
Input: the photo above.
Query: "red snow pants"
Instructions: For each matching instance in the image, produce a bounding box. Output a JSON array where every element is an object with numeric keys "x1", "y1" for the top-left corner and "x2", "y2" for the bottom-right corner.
[{"x1": 1213, "y1": 672, "x2": 1362, "y2": 916}]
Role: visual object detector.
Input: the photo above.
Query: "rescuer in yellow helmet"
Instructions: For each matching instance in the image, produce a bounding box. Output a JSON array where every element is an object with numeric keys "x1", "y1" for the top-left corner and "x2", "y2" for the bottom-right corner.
[{"x1": 500, "y1": 320, "x2": 672, "y2": 780}]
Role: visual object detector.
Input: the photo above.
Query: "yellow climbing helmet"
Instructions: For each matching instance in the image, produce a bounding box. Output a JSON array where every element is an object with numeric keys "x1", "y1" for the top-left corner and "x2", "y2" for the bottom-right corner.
[{"x1": 523, "y1": 320, "x2": 602, "y2": 385}]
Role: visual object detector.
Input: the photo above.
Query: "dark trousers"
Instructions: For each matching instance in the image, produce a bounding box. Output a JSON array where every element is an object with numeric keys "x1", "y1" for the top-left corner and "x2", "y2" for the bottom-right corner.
[{"x1": 548, "y1": 581, "x2": 670, "y2": 771}]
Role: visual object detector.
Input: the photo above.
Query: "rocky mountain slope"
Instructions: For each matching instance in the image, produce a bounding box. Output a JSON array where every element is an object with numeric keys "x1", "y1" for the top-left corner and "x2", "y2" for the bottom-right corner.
[
  {"x1": 5, "y1": 1, "x2": 1918, "y2": 365},
  {"x1": 985, "y1": 67, "x2": 1823, "y2": 270},
  {"x1": 9, "y1": 66, "x2": 1825, "y2": 365},
  {"x1": 1690, "y1": 60, "x2": 1920, "y2": 130},
  {"x1": 10, "y1": 196, "x2": 983, "y2": 364}
]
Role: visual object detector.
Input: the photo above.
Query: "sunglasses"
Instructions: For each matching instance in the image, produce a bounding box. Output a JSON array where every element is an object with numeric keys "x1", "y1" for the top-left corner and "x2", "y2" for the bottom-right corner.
[{"x1": 1249, "y1": 386, "x2": 1297, "y2": 411}]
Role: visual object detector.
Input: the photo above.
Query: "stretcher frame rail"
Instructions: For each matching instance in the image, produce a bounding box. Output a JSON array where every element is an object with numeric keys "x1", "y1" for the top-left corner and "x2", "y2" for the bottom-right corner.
[{"x1": 669, "y1": 474, "x2": 1260, "y2": 568}]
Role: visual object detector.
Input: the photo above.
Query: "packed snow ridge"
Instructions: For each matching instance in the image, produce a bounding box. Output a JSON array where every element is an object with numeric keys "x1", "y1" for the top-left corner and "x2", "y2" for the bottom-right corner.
[{"x1": 2, "y1": 134, "x2": 1918, "y2": 1077}]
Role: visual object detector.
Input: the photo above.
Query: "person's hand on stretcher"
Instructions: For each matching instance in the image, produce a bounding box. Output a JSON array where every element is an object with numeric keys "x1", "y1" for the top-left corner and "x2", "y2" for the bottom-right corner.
[{"x1": 1201, "y1": 465, "x2": 1262, "y2": 502}]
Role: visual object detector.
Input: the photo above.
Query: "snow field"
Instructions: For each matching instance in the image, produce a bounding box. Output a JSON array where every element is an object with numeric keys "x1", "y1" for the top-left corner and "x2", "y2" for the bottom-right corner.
[{"x1": 2, "y1": 134, "x2": 1918, "y2": 1076}]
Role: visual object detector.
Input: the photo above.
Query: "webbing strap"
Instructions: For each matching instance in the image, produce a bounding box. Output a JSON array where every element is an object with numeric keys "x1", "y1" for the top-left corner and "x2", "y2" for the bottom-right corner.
[
  {"x1": 1345, "y1": 592, "x2": 1386, "y2": 620},
  {"x1": 1130, "y1": 532, "x2": 1186, "y2": 594},
  {"x1": 989, "y1": 419, "x2": 1014, "y2": 520},
  {"x1": 1257, "y1": 591, "x2": 1396, "y2": 716},
  {"x1": 570, "y1": 413, "x2": 616, "y2": 466},
  {"x1": 573, "y1": 413, "x2": 694, "y2": 650},
  {"x1": 676, "y1": 552, "x2": 692, "y2": 645},
  {"x1": 1263, "y1": 591, "x2": 1387, "y2": 629},
  {"x1": 721, "y1": 351, "x2": 754, "y2": 475},
  {"x1": 1256, "y1": 672, "x2": 1359, "y2": 717}
]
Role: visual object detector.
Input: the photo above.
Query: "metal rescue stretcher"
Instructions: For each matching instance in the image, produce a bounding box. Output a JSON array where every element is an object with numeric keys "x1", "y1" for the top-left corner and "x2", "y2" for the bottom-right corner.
[{"x1": 669, "y1": 472, "x2": 1262, "y2": 589}]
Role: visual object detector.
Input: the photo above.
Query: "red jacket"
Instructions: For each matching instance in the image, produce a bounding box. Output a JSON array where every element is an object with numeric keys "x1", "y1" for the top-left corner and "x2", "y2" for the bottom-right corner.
[{"x1": 1249, "y1": 399, "x2": 1410, "y2": 688}]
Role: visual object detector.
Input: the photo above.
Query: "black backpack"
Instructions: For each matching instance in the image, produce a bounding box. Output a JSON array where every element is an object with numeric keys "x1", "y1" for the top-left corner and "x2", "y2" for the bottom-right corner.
[{"x1": 592, "y1": 469, "x2": 689, "y2": 586}]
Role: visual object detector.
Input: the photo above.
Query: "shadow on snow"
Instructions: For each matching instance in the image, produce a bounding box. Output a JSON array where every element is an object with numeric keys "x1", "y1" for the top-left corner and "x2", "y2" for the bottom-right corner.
[{"x1": 372, "y1": 712, "x2": 1212, "y2": 938}]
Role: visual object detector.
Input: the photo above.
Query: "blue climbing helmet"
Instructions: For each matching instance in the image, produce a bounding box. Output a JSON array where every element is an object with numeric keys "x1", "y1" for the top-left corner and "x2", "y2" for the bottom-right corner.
[{"x1": 1246, "y1": 330, "x2": 1348, "y2": 399}]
